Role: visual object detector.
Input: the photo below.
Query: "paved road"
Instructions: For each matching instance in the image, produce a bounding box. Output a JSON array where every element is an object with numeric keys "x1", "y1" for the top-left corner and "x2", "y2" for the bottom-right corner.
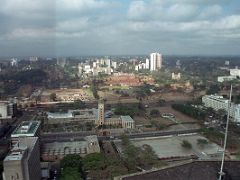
[{"x1": 41, "y1": 128, "x2": 200, "y2": 143}]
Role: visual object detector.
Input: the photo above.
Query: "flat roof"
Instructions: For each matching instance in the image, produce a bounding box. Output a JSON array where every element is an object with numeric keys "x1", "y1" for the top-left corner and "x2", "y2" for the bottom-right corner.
[
  {"x1": 114, "y1": 134, "x2": 222, "y2": 159},
  {"x1": 11, "y1": 121, "x2": 41, "y2": 138},
  {"x1": 121, "y1": 116, "x2": 134, "y2": 122},
  {"x1": 47, "y1": 112, "x2": 73, "y2": 119}
]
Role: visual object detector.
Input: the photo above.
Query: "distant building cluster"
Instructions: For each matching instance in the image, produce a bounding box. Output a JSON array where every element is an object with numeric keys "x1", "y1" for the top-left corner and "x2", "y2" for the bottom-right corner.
[
  {"x1": 135, "y1": 52, "x2": 163, "y2": 72},
  {"x1": 77, "y1": 58, "x2": 118, "y2": 77},
  {"x1": 202, "y1": 95, "x2": 240, "y2": 122},
  {"x1": 106, "y1": 73, "x2": 141, "y2": 86}
]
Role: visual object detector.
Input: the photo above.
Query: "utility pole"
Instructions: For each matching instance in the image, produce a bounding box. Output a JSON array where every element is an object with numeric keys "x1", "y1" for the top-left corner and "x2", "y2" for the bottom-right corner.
[{"x1": 218, "y1": 85, "x2": 232, "y2": 180}]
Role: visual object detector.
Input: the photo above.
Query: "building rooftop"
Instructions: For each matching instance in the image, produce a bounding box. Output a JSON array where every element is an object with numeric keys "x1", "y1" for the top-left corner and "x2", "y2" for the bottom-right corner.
[
  {"x1": 4, "y1": 137, "x2": 38, "y2": 161},
  {"x1": 114, "y1": 134, "x2": 222, "y2": 160},
  {"x1": 11, "y1": 121, "x2": 41, "y2": 138},
  {"x1": 121, "y1": 116, "x2": 134, "y2": 122},
  {"x1": 116, "y1": 160, "x2": 240, "y2": 180},
  {"x1": 47, "y1": 111, "x2": 73, "y2": 119},
  {"x1": 4, "y1": 147, "x2": 27, "y2": 161}
]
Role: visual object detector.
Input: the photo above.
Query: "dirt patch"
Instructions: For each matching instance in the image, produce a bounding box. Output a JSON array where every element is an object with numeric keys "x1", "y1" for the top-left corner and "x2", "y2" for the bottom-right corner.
[{"x1": 157, "y1": 106, "x2": 198, "y2": 123}]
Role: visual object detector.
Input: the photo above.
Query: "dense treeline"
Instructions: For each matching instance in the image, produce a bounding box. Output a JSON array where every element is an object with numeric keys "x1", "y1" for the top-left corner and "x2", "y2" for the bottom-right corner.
[
  {"x1": 114, "y1": 104, "x2": 139, "y2": 118},
  {"x1": 171, "y1": 103, "x2": 206, "y2": 120},
  {"x1": 91, "y1": 79, "x2": 99, "y2": 99},
  {"x1": 0, "y1": 69, "x2": 47, "y2": 95},
  {"x1": 1, "y1": 69, "x2": 47, "y2": 85}
]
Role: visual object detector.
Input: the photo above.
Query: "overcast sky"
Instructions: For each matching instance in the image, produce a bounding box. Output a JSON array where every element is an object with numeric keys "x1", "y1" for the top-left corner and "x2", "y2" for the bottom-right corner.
[{"x1": 0, "y1": 0, "x2": 240, "y2": 57}]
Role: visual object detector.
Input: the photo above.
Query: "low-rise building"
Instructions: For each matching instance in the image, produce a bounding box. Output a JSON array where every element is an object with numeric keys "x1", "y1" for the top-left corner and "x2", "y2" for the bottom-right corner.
[
  {"x1": 172, "y1": 72, "x2": 181, "y2": 80},
  {"x1": 11, "y1": 121, "x2": 41, "y2": 144},
  {"x1": 0, "y1": 101, "x2": 17, "y2": 120},
  {"x1": 41, "y1": 135, "x2": 100, "y2": 161},
  {"x1": 121, "y1": 116, "x2": 135, "y2": 129},
  {"x1": 230, "y1": 68, "x2": 240, "y2": 76},
  {"x1": 202, "y1": 95, "x2": 240, "y2": 123},
  {"x1": 217, "y1": 76, "x2": 236, "y2": 82}
]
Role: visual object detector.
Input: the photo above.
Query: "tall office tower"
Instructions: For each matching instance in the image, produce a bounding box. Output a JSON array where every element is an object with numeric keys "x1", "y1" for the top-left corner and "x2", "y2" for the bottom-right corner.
[
  {"x1": 112, "y1": 61, "x2": 117, "y2": 69},
  {"x1": 145, "y1": 58, "x2": 150, "y2": 69},
  {"x1": 57, "y1": 58, "x2": 66, "y2": 68},
  {"x1": 105, "y1": 59, "x2": 111, "y2": 68},
  {"x1": 97, "y1": 100, "x2": 105, "y2": 125},
  {"x1": 150, "y1": 53, "x2": 162, "y2": 71},
  {"x1": 3, "y1": 137, "x2": 41, "y2": 180}
]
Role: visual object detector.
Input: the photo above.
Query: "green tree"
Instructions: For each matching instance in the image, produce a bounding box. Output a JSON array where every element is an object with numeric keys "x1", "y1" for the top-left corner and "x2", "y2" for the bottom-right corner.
[
  {"x1": 150, "y1": 109, "x2": 160, "y2": 117},
  {"x1": 83, "y1": 153, "x2": 106, "y2": 171},
  {"x1": 138, "y1": 144, "x2": 159, "y2": 167},
  {"x1": 73, "y1": 100, "x2": 86, "y2": 109},
  {"x1": 60, "y1": 154, "x2": 83, "y2": 179},
  {"x1": 49, "y1": 93, "x2": 57, "y2": 101},
  {"x1": 197, "y1": 138, "x2": 208, "y2": 147},
  {"x1": 60, "y1": 167, "x2": 82, "y2": 180},
  {"x1": 158, "y1": 99, "x2": 166, "y2": 107},
  {"x1": 181, "y1": 140, "x2": 192, "y2": 149}
]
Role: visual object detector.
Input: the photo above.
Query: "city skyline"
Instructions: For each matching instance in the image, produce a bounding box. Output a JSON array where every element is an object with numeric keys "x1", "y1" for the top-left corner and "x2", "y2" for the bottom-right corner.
[{"x1": 0, "y1": 0, "x2": 240, "y2": 57}]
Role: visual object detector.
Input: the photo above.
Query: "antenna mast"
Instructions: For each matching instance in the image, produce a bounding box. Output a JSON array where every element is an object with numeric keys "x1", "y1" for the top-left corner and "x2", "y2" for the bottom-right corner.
[{"x1": 218, "y1": 84, "x2": 232, "y2": 180}]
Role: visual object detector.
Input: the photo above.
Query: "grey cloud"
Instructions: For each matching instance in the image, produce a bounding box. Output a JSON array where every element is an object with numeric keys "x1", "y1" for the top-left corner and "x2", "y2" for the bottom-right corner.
[{"x1": 0, "y1": 0, "x2": 240, "y2": 57}]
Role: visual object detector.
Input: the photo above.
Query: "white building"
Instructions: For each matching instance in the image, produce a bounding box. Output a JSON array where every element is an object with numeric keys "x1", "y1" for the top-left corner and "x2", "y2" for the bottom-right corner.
[
  {"x1": 172, "y1": 72, "x2": 181, "y2": 80},
  {"x1": 78, "y1": 64, "x2": 83, "y2": 76},
  {"x1": 93, "y1": 62, "x2": 97, "y2": 68},
  {"x1": 0, "y1": 101, "x2": 17, "y2": 120},
  {"x1": 230, "y1": 68, "x2": 240, "y2": 77},
  {"x1": 202, "y1": 95, "x2": 240, "y2": 123},
  {"x1": 57, "y1": 58, "x2": 66, "y2": 67},
  {"x1": 145, "y1": 58, "x2": 150, "y2": 69},
  {"x1": 84, "y1": 65, "x2": 92, "y2": 74},
  {"x1": 29, "y1": 56, "x2": 38, "y2": 62},
  {"x1": 217, "y1": 76, "x2": 236, "y2": 83},
  {"x1": 121, "y1": 116, "x2": 135, "y2": 129},
  {"x1": 150, "y1": 53, "x2": 162, "y2": 71},
  {"x1": 105, "y1": 59, "x2": 111, "y2": 68},
  {"x1": 10, "y1": 58, "x2": 18, "y2": 66},
  {"x1": 112, "y1": 61, "x2": 117, "y2": 69},
  {"x1": 135, "y1": 65, "x2": 139, "y2": 71}
]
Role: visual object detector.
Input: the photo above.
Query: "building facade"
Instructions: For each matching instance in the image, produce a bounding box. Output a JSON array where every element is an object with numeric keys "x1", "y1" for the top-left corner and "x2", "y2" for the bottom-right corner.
[
  {"x1": 3, "y1": 137, "x2": 41, "y2": 180},
  {"x1": 150, "y1": 53, "x2": 162, "y2": 71},
  {"x1": 0, "y1": 101, "x2": 17, "y2": 120},
  {"x1": 202, "y1": 95, "x2": 240, "y2": 122}
]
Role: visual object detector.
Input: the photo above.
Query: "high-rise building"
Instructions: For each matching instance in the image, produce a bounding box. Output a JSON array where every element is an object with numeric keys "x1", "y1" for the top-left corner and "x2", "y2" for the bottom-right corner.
[
  {"x1": 105, "y1": 59, "x2": 111, "y2": 68},
  {"x1": 112, "y1": 61, "x2": 117, "y2": 69},
  {"x1": 145, "y1": 58, "x2": 150, "y2": 69},
  {"x1": 3, "y1": 137, "x2": 41, "y2": 180},
  {"x1": 150, "y1": 53, "x2": 162, "y2": 71},
  {"x1": 57, "y1": 58, "x2": 66, "y2": 68}
]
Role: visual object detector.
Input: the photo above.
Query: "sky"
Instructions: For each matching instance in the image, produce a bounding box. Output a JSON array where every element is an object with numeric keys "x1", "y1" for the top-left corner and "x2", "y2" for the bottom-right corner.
[{"x1": 0, "y1": 0, "x2": 240, "y2": 57}]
